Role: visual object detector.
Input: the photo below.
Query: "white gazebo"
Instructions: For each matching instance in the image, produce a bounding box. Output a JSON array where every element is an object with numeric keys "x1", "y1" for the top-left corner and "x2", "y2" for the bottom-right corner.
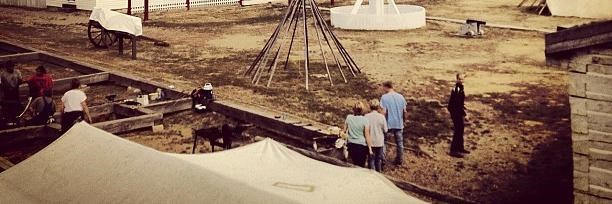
[{"x1": 330, "y1": 0, "x2": 426, "y2": 30}]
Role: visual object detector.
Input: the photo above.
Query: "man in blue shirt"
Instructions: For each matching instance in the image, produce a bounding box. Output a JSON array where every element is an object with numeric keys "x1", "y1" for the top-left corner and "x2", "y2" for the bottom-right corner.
[{"x1": 380, "y1": 81, "x2": 407, "y2": 165}]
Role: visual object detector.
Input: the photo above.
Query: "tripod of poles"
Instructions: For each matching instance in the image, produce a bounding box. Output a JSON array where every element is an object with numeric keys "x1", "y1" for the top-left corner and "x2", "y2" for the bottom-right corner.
[{"x1": 245, "y1": 0, "x2": 360, "y2": 90}]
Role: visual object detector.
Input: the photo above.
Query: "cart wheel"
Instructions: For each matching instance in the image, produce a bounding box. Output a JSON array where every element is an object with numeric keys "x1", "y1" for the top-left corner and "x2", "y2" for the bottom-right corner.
[{"x1": 88, "y1": 21, "x2": 118, "y2": 48}]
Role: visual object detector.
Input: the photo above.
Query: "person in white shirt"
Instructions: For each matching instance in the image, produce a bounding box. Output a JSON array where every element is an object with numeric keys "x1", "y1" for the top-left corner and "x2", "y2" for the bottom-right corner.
[
  {"x1": 60, "y1": 79, "x2": 91, "y2": 133},
  {"x1": 365, "y1": 99, "x2": 388, "y2": 172}
]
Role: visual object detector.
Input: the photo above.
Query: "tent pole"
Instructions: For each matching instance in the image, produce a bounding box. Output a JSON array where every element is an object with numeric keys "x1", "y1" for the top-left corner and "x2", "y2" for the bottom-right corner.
[
  {"x1": 282, "y1": 2, "x2": 301, "y2": 71},
  {"x1": 253, "y1": 0, "x2": 300, "y2": 83},
  {"x1": 302, "y1": 0, "x2": 309, "y2": 91},
  {"x1": 266, "y1": 0, "x2": 302, "y2": 87},
  {"x1": 312, "y1": 3, "x2": 357, "y2": 76},
  {"x1": 246, "y1": 0, "x2": 298, "y2": 76},
  {"x1": 308, "y1": 0, "x2": 333, "y2": 86},
  {"x1": 311, "y1": 1, "x2": 346, "y2": 83}
]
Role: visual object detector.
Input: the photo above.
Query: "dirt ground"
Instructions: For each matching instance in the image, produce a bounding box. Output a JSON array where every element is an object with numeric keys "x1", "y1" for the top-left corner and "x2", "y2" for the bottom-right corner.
[{"x1": 0, "y1": 0, "x2": 593, "y2": 203}]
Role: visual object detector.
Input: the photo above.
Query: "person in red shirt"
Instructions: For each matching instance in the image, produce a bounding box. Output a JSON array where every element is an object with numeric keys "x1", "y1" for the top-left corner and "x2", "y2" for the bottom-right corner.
[{"x1": 28, "y1": 66, "x2": 53, "y2": 98}]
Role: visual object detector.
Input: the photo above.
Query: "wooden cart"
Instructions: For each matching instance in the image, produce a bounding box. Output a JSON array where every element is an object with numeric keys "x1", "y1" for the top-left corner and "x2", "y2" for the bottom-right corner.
[{"x1": 87, "y1": 20, "x2": 138, "y2": 59}]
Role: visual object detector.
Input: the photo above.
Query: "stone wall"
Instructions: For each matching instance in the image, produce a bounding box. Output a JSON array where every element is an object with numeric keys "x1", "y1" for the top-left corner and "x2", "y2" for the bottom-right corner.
[{"x1": 566, "y1": 50, "x2": 612, "y2": 204}]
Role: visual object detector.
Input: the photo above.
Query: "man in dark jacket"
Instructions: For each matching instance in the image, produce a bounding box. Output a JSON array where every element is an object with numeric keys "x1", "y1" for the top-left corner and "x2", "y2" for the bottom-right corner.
[
  {"x1": 447, "y1": 73, "x2": 469, "y2": 158},
  {"x1": 1, "y1": 61, "x2": 23, "y2": 123}
]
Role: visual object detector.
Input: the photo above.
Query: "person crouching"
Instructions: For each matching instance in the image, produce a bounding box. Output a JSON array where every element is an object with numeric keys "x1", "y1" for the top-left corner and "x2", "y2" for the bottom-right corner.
[{"x1": 26, "y1": 90, "x2": 56, "y2": 126}]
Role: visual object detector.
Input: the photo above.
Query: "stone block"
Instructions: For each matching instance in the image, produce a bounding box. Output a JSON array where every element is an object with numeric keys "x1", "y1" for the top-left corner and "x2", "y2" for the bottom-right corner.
[
  {"x1": 592, "y1": 141, "x2": 612, "y2": 157},
  {"x1": 573, "y1": 132, "x2": 590, "y2": 155},
  {"x1": 572, "y1": 114, "x2": 589, "y2": 134},
  {"x1": 574, "y1": 191, "x2": 590, "y2": 204},
  {"x1": 591, "y1": 196, "x2": 612, "y2": 204},
  {"x1": 152, "y1": 125, "x2": 164, "y2": 133},
  {"x1": 593, "y1": 160, "x2": 612, "y2": 173},
  {"x1": 590, "y1": 167, "x2": 612, "y2": 189},
  {"x1": 591, "y1": 130, "x2": 612, "y2": 144},
  {"x1": 569, "y1": 54, "x2": 591, "y2": 73},
  {"x1": 571, "y1": 97, "x2": 588, "y2": 116},
  {"x1": 588, "y1": 64, "x2": 612, "y2": 75},
  {"x1": 588, "y1": 112, "x2": 612, "y2": 133},
  {"x1": 575, "y1": 153, "x2": 590, "y2": 172},
  {"x1": 574, "y1": 139, "x2": 591, "y2": 155},
  {"x1": 587, "y1": 99, "x2": 612, "y2": 115},
  {"x1": 569, "y1": 72, "x2": 587, "y2": 97},
  {"x1": 589, "y1": 184, "x2": 612, "y2": 199},
  {"x1": 591, "y1": 148, "x2": 612, "y2": 162},
  {"x1": 593, "y1": 55, "x2": 612, "y2": 66},
  {"x1": 575, "y1": 170, "x2": 589, "y2": 191},
  {"x1": 586, "y1": 73, "x2": 612, "y2": 101}
]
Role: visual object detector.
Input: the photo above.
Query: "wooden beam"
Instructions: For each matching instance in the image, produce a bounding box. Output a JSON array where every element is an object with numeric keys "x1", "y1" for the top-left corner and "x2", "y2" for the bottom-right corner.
[
  {"x1": 0, "y1": 52, "x2": 40, "y2": 63},
  {"x1": 108, "y1": 73, "x2": 185, "y2": 100},
  {"x1": 546, "y1": 20, "x2": 612, "y2": 45},
  {"x1": 38, "y1": 53, "x2": 102, "y2": 74},
  {"x1": 0, "y1": 41, "x2": 32, "y2": 53},
  {"x1": 0, "y1": 126, "x2": 60, "y2": 150},
  {"x1": 93, "y1": 112, "x2": 162, "y2": 134},
  {"x1": 0, "y1": 41, "x2": 187, "y2": 101},
  {"x1": 0, "y1": 156, "x2": 15, "y2": 171},
  {"x1": 54, "y1": 72, "x2": 110, "y2": 91},
  {"x1": 593, "y1": 54, "x2": 612, "y2": 65},
  {"x1": 545, "y1": 32, "x2": 612, "y2": 55},
  {"x1": 19, "y1": 72, "x2": 110, "y2": 96},
  {"x1": 140, "y1": 98, "x2": 192, "y2": 114},
  {"x1": 208, "y1": 100, "x2": 336, "y2": 145},
  {"x1": 284, "y1": 144, "x2": 475, "y2": 204},
  {"x1": 52, "y1": 103, "x2": 115, "y2": 124},
  {"x1": 114, "y1": 104, "x2": 148, "y2": 117}
]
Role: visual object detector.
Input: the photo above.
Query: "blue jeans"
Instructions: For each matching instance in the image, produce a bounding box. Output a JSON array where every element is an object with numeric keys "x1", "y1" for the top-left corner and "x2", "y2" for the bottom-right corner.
[
  {"x1": 387, "y1": 129, "x2": 404, "y2": 164},
  {"x1": 368, "y1": 147, "x2": 384, "y2": 172}
]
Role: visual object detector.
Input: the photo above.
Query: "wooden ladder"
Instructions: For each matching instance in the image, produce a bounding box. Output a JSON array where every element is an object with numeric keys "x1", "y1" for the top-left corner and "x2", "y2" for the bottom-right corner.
[{"x1": 517, "y1": 0, "x2": 547, "y2": 15}]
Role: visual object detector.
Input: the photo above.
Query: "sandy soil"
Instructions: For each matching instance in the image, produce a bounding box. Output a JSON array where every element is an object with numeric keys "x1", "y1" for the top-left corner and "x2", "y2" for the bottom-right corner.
[{"x1": 0, "y1": 0, "x2": 587, "y2": 203}]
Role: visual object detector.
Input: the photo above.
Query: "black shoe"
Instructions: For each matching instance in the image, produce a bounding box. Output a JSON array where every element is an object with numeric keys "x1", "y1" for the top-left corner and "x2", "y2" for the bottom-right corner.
[
  {"x1": 459, "y1": 149, "x2": 471, "y2": 154},
  {"x1": 450, "y1": 152, "x2": 464, "y2": 158}
]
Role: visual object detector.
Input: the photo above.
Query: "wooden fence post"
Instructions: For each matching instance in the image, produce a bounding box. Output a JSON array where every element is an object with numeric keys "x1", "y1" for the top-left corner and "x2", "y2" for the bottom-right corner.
[
  {"x1": 127, "y1": 0, "x2": 132, "y2": 15},
  {"x1": 144, "y1": 0, "x2": 149, "y2": 21}
]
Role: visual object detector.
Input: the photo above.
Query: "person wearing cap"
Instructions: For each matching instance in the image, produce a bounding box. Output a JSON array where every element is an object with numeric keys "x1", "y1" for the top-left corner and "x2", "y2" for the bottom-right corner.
[{"x1": 190, "y1": 83, "x2": 214, "y2": 112}]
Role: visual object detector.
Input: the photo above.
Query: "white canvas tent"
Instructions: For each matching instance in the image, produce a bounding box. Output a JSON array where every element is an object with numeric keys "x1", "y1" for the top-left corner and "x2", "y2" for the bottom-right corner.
[
  {"x1": 547, "y1": 0, "x2": 612, "y2": 19},
  {"x1": 0, "y1": 122, "x2": 426, "y2": 204}
]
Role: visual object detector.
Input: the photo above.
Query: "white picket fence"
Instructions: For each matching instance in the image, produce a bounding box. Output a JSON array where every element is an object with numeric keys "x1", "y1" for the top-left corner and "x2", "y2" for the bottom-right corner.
[
  {"x1": 130, "y1": 0, "x2": 239, "y2": 13},
  {"x1": 0, "y1": 0, "x2": 46, "y2": 8}
]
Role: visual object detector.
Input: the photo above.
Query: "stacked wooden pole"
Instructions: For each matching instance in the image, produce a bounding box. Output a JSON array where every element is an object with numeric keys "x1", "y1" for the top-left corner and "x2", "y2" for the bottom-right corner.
[{"x1": 245, "y1": 0, "x2": 360, "y2": 90}]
